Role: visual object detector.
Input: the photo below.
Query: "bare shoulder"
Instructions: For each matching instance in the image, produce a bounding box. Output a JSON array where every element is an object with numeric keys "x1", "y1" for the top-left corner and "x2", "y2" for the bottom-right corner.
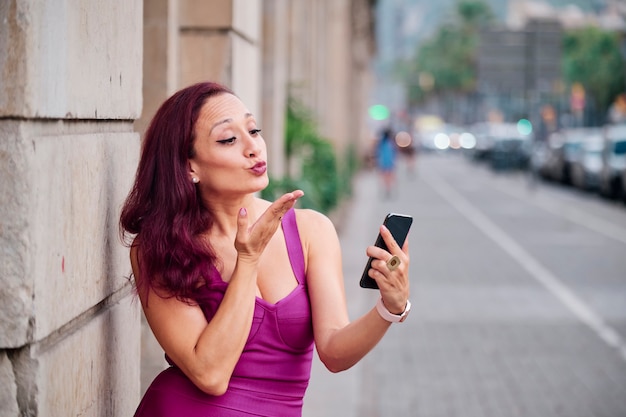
[
  {"x1": 293, "y1": 208, "x2": 337, "y2": 236},
  {"x1": 292, "y1": 209, "x2": 341, "y2": 265}
]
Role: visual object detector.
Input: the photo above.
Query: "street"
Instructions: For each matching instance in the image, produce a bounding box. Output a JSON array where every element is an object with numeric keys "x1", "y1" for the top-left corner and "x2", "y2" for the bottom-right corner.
[{"x1": 303, "y1": 152, "x2": 626, "y2": 417}]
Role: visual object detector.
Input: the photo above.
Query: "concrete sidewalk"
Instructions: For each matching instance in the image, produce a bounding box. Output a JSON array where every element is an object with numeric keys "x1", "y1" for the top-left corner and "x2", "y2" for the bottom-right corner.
[{"x1": 304, "y1": 154, "x2": 626, "y2": 417}]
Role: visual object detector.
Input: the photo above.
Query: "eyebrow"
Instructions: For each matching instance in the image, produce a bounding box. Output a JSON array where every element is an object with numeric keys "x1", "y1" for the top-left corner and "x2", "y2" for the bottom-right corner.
[{"x1": 209, "y1": 113, "x2": 254, "y2": 135}]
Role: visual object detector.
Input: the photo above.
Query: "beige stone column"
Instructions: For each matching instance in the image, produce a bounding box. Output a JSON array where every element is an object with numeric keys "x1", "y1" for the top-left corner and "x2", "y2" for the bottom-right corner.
[
  {"x1": 285, "y1": 0, "x2": 374, "y2": 159},
  {"x1": 321, "y1": 0, "x2": 351, "y2": 154},
  {"x1": 262, "y1": 0, "x2": 288, "y2": 178},
  {"x1": 137, "y1": 0, "x2": 180, "y2": 136},
  {"x1": 350, "y1": 0, "x2": 377, "y2": 153},
  {"x1": 0, "y1": 1, "x2": 142, "y2": 415},
  {"x1": 178, "y1": 0, "x2": 261, "y2": 115}
]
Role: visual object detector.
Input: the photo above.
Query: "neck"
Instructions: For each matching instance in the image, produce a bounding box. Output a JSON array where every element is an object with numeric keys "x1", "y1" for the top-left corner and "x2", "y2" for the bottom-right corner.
[{"x1": 205, "y1": 194, "x2": 260, "y2": 237}]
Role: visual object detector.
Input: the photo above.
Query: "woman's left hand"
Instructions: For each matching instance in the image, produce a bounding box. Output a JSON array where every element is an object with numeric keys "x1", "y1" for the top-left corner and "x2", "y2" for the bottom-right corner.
[
  {"x1": 234, "y1": 190, "x2": 304, "y2": 263},
  {"x1": 364, "y1": 225, "x2": 410, "y2": 314}
]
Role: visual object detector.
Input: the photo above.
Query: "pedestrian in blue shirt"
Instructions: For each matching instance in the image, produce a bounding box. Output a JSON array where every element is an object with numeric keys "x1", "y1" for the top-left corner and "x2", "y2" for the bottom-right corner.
[{"x1": 376, "y1": 127, "x2": 397, "y2": 198}]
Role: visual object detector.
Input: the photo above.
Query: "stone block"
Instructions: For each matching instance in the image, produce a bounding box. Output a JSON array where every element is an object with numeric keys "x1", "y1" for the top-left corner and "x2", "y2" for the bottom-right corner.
[
  {"x1": 11, "y1": 294, "x2": 140, "y2": 416},
  {"x1": 0, "y1": 121, "x2": 140, "y2": 347},
  {"x1": 0, "y1": 0, "x2": 142, "y2": 119},
  {"x1": 179, "y1": 0, "x2": 260, "y2": 43},
  {"x1": 29, "y1": 127, "x2": 139, "y2": 342},
  {"x1": 0, "y1": 352, "x2": 19, "y2": 417},
  {"x1": 0, "y1": 120, "x2": 35, "y2": 348},
  {"x1": 232, "y1": 35, "x2": 261, "y2": 117},
  {"x1": 180, "y1": 31, "x2": 232, "y2": 87},
  {"x1": 232, "y1": 0, "x2": 261, "y2": 43},
  {"x1": 179, "y1": 0, "x2": 233, "y2": 29},
  {"x1": 179, "y1": 32, "x2": 259, "y2": 115}
]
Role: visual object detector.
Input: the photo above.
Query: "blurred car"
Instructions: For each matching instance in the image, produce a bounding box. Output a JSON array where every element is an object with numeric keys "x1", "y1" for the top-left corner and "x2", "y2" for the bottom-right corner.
[
  {"x1": 470, "y1": 123, "x2": 532, "y2": 171},
  {"x1": 491, "y1": 137, "x2": 531, "y2": 171},
  {"x1": 599, "y1": 124, "x2": 626, "y2": 200},
  {"x1": 570, "y1": 133, "x2": 604, "y2": 191},
  {"x1": 468, "y1": 122, "x2": 493, "y2": 161},
  {"x1": 529, "y1": 140, "x2": 551, "y2": 177},
  {"x1": 622, "y1": 169, "x2": 626, "y2": 203},
  {"x1": 544, "y1": 127, "x2": 600, "y2": 184}
]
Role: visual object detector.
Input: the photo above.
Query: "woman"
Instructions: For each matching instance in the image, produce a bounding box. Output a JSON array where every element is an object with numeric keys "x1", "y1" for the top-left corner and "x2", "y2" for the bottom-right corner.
[{"x1": 120, "y1": 82, "x2": 411, "y2": 416}]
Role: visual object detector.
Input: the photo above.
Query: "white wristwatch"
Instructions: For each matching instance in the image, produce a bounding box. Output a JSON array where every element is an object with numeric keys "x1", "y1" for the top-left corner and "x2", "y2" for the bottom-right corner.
[{"x1": 376, "y1": 298, "x2": 411, "y2": 323}]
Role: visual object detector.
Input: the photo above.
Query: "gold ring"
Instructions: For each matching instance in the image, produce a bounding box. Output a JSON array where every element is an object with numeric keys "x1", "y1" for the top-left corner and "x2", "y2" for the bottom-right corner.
[{"x1": 386, "y1": 255, "x2": 401, "y2": 271}]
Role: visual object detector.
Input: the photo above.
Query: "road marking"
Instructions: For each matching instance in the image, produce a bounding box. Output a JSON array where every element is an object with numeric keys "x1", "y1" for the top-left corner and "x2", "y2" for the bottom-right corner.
[
  {"x1": 494, "y1": 180, "x2": 626, "y2": 245},
  {"x1": 423, "y1": 172, "x2": 626, "y2": 362}
]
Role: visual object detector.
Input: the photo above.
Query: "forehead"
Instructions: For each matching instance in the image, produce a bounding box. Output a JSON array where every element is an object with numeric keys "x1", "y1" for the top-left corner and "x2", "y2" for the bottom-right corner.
[{"x1": 196, "y1": 93, "x2": 251, "y2": 130}]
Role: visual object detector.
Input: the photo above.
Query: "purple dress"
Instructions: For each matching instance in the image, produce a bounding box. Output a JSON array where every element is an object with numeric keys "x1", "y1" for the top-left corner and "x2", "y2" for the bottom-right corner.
[{"x1": 134, "y1": 208, "x2": 314, "y2": 416}]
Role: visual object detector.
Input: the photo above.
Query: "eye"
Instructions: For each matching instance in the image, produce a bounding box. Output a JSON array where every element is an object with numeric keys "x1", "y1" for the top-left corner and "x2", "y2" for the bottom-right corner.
[
  {"x1": 250, "y1": 129, "x2": 262, "y2": 136},
  {"x1": 217, "y1": 137, "x2": 236, "y2": 145}
]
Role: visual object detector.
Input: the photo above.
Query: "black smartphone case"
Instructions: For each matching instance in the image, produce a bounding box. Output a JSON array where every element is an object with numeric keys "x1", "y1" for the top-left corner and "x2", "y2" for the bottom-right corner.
[{"x1": 359, "y1": 213, "x2": 413, "y2": 289}]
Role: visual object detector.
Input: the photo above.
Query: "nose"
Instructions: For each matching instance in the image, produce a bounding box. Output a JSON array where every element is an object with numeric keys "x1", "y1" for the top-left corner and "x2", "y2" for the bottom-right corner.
[{"x1": 244, "y1": 132, "x2": 262, "y2": 157}]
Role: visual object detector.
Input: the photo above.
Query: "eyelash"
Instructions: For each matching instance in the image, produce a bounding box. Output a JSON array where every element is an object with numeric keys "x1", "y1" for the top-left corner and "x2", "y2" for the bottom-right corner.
[{"x1": 216, "y1": 129, "x2": 262, "y2": 144}]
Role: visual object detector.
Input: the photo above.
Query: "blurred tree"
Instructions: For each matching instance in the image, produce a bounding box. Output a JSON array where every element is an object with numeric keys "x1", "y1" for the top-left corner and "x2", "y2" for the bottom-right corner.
[
  {"x1": 563, "y1": 26, "x2": 626, "y2": 122},
  {"x1": 262, "y1": 96, "x2": 342, "y2": 214},
  {"x1": 400, "y1": 0, "x2": 494, "y2": 105}
]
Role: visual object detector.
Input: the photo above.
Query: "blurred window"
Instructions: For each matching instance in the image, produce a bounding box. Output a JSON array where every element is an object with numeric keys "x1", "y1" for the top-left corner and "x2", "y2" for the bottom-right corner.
[{"x1": 613, "y1": 141, "x2": 626, "y2": 155}]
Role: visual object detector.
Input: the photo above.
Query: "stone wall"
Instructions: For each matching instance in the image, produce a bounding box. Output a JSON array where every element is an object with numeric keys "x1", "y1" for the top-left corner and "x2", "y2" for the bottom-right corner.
[{"x1": 0, "y1": 1, "x2": 143, "y2": 415}]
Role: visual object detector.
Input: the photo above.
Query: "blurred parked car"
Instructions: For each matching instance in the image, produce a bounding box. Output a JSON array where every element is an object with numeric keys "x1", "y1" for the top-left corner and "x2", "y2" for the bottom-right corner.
[
  {"x1": 469, "y1": 122, "x2": 492, "y2": 161},
  {"x1": 622, "y1": 169, "x2": 626, "y2": 203},
  {"x1": 530, "y1": 140, "x2": 550, "y2": 178},
  {"x1": 570, "y1": 133, "x2": 604, "y2": 191},
  {"x1": 540, "y1": 131, "x2": 565, "y2": 180},
  {"x1": 544, "y1": 128, "x2": 600, "y2": 184},
  {"x1": 491, "y1": 137, "x2": 531, "y2": 171},
  {"x1": 599, "y1": 124, "x2": 626, "y2": 200},
  {"x1": 472, "y1": 123, "x2": 531, "y2": 171}
]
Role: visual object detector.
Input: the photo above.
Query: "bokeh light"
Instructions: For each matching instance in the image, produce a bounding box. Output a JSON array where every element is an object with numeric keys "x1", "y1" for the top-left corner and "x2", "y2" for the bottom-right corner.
[
  {"x1": 369, "y1": 104, "x2": 390, "y2": 121},
  {"x1": 459, "y1": 132, "x2": 477, "y2": 149},
  {"x1": 434, "y1": 133, "x2": 450, "y2": 150},
  {"x1": 395, "y1": 131, "x2": 412, "y2": 148},
  {"x1": 517, "y1": 119, "x2": 533, "y2": 136}
]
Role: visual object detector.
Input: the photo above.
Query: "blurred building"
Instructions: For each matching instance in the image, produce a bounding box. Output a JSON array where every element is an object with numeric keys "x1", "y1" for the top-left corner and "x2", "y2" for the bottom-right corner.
[
  {"x1": 373, "y1": 0, "x2": 626, "y2": 128},
  {"x1": 495, "y1": 0, "x2": 626, "y2": 126},
  {"x1": 0, "y1": 0, "x2": 377, "y2": 415},
  {"x1": 477, "y1": 18, "x2": 562, "y2": 97},
  {"x1": 508, "y1": 0, "x2": 626, "y2": 31}
]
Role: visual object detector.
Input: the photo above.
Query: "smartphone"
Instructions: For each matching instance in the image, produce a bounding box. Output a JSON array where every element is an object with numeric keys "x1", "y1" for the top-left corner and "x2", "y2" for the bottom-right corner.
[{"x1": 359, "y1": 213, "x2": 413, "y2": 289}]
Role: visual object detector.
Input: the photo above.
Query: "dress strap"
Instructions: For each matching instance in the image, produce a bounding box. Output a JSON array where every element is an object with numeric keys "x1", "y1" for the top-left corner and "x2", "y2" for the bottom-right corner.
[{"x1": 281, "y1": 208, "x2": 306, "y2": 284}]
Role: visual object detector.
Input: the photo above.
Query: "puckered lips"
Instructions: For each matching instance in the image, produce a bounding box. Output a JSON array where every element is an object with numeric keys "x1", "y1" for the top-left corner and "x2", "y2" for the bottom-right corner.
[{"x1": 249, "y1": 161, "x2": 267, "y2": 175}]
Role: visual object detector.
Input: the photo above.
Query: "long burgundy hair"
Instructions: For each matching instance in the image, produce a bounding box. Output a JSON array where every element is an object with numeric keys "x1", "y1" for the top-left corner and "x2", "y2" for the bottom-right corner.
[{"x1": 120, "y1": 82, "x2": 234, "y2": 300}]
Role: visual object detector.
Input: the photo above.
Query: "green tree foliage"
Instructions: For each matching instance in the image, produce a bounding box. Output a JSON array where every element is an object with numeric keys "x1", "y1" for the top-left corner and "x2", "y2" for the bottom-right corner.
[
  {"x1": 402, "y1": 0, "x2": 494, "y2": 104},
  {"x1": 562, "y1": 26, "x2": 626, "y2": 116},
  {"x1": 262, "y1": 97, "x2": 355, "y2": 214}
]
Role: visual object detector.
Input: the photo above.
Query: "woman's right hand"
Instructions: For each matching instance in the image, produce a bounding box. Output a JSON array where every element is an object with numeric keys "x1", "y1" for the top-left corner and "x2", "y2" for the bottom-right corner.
[{"x1": 234, "y1": 190, "x2": 304, "y2": 262}]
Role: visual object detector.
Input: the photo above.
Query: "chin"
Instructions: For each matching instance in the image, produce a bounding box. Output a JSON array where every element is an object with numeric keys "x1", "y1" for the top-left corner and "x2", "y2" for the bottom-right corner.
[{"x1": 253, "y1": 176, "x2": 270, "y2": 193}]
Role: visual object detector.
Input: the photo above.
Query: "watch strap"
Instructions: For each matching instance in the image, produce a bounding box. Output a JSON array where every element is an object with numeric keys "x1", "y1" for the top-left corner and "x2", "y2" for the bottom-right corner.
[{"x1": 376, "y1": 298, "x2": 411, "y2": 323}]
